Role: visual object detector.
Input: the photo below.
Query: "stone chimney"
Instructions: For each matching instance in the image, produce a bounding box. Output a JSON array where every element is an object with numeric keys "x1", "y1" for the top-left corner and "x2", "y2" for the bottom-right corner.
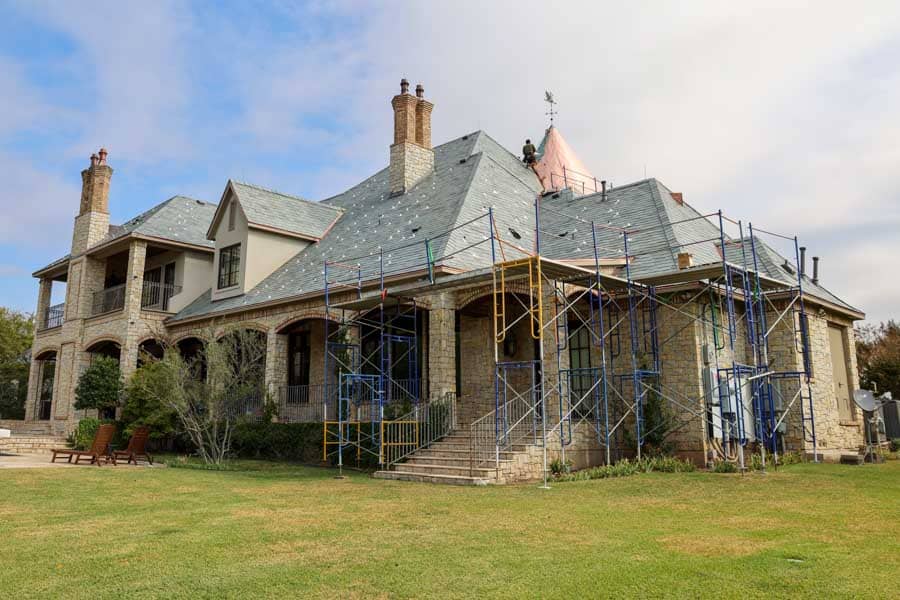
[
  {"x1": 71, "y1": 148, "x2": 113, "y2": 254},
  {"x1": 390, "y1": 78, "x2": 434, "y2": 195}
]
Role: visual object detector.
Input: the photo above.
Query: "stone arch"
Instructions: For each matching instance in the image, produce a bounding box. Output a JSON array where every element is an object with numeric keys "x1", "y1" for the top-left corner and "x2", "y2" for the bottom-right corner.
[
  {"x1": 84, "y1": 337, "x2": 122, "y2": 362},
  {"x1": 213, "y1": 321, "x2": 269, "y2": 341},
  {"x1": 275, "y1": 311, "x2": 338, "y2": 334},
  {"x1": 456, "y1": 280, "x2": 533, "y2": 311},
  {"x1": 136, "y1": 338, "x2": 166, "y2": 367},
  {"x1": 33, "y1": 349, "x2": 59, "y2": 421}
]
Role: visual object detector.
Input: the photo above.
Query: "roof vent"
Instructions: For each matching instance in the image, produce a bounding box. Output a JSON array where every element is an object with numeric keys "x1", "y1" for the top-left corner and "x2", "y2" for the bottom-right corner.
[
  {"x1": 508, "y1": 227, "x2": 522, "y2": 240},
  {"x1": 677, "y1": 252, "x2": 694, "y2": 269},
  {"x1": 459, "y1": 158, "x2": 467, "y2": 164}
]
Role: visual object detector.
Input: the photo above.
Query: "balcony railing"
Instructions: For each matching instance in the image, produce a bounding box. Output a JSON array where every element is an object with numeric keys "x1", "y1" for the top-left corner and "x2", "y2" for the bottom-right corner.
[
  {"x1": 91, "y1": 284, "x2": 126, "y2": 316},
  {"x1": 42, "y1": 303, "x2": 65, "y2": 330},
  {"x1": 141, "y1": 281, "x2": 182, "y2": 311}
]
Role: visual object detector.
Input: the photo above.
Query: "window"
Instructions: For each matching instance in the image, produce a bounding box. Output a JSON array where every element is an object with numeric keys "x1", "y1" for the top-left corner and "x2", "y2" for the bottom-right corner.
[
  {"x1": 218, "y1": 244, "x2": 241, "y2": 289},
  {"x1": 228, "y1": 202, "x2": 236, "y2": 231},
  {"x1": 568, "y1": 323, "x2": 595, "y2": 419}
]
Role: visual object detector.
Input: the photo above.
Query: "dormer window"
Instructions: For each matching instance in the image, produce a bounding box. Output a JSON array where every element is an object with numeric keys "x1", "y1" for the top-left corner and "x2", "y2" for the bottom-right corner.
[
  {"x1": 228, "y1": 202, "x2": 236, "y2": 231},
  {"x1": 218, "y1": 244, "x2": 240, "y2": 289}
]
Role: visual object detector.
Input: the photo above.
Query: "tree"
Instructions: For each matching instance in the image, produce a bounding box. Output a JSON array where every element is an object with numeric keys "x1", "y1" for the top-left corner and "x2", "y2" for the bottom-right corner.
[
  {"x1": 0, "y1": 307, "x2": 33, "y2": 419},
  {"x1": 136, "y1": 328, "x2": 267, "y2": 464},
  {"x1": 856, "y1": 321, "x2": 900, "y2": 400},
  {"x1": 121, "y1": 359, "x2": 179, "y2": 439},
  {"x1": 74, "y1": 356, "x2": 122, "y2": 419}
]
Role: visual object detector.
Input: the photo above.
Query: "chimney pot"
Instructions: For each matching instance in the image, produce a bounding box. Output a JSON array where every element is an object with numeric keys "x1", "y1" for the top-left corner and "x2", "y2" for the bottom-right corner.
[
  {"x1": 799, "y1": 246, "x2": 807, "y2": 276},
  {"x1": 677, "y1": 252, "x2": 694, "y2": 270},
  {"x1": 90, "y1": 153, "x2": 99, "y2": 167},
  {"x1": 601, "y1": 180, "x2": 607, "y2": 202},
  {"x1": 812, "y1": 256, "x2": 820, "y2": 285},
  {"x1": 415, "y1": 84, "x2": 424, "y2": 98},
  {"x1": 400, "y1": 78, "x2": 409, "y2": 94},
  {"x1": 98, "y1": 148, "x2": 108, "y2": 165}
]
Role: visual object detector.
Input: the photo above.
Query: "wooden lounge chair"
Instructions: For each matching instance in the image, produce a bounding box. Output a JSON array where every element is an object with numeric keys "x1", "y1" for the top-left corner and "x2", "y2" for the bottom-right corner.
[
  {"x1": 51, "y1": 423, "x2": 117, "y2": 466},
  {"x1": 112, "y1": 426, "x2": 153, "y2": 465}
]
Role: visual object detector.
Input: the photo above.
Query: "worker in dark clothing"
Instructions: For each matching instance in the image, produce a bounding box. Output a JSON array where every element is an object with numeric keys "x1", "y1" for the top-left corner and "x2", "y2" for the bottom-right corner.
[{"x1": 522, "y1": 139, "x2": 537, "y2": 164}]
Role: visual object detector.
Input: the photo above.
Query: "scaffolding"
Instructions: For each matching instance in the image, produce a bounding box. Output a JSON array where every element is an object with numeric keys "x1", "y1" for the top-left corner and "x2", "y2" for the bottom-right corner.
[{"x1": 315, "y1": 185, "x2": 817, "y2": 479}]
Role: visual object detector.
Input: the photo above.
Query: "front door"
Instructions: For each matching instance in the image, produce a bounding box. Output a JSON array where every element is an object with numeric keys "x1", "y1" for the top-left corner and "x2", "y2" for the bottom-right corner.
[
  {"x1": 828, "y1": 325, "x2": 854, "y2": 421},
  {"x1": 288, "y1": 331, "x2": 311, "y2": 390}
]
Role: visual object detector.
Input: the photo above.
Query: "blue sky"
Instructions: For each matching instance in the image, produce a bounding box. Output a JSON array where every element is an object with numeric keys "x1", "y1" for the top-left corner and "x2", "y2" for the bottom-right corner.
[{"x1": 1, "y1": 1, "x2": 899, "y2": 323}]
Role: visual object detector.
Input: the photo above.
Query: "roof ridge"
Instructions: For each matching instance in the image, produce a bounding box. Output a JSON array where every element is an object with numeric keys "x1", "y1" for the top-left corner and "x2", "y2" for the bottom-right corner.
[
  {"x1": 430, "y1": 150, "x2": 486, "y2": 261},
  {"x1": 232, "y1": 180, "x2": 344, "y2": 213}
]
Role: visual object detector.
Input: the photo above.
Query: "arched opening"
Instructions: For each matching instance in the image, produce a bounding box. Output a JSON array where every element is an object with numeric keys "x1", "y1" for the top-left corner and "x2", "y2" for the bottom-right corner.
[
  {"x1": 278, "y1": 318, "x2": 335, "y2": 421},
  {"x1": 176, "y1": 336, "x2": 207, "y2": 380},
  {"x1": 456, "y1": 292, "x2": 540, "y2": 424},
  {"x1": 86, "y1": 339, "x2": 121, "y2": 364},
  {"x1": 137, "y1": 338, "x2": 165, "y2": 368},
  {"x1": 217, "y1": 329, "x2": 267, "y2": 422},
  {"x1": 34, "y1": 350, "x2": 57, "y2": 421}
]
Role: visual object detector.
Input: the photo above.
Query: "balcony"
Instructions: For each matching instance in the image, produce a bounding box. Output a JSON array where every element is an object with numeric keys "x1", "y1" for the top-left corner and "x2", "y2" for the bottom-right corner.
[
  {"x1": 141, "y1": 281, "x2": 182, "y2": 312},
  {"x1": 91, "y1": 284, "x2": 126, "y2": 316},
  {"x1": 41, "y1": 303, "x2": 65, "y2": 330}
]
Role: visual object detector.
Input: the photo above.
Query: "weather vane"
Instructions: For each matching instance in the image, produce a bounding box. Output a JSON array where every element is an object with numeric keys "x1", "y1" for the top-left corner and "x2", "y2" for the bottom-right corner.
[{"x1": 544, "y1": 90, "x2": 557, "y2": 126}]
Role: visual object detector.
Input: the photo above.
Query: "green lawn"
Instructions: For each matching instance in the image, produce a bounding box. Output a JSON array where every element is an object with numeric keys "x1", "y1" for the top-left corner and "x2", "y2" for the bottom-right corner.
[{"x1": 2, "y1": 460, "x2": 899, "y2": 599}]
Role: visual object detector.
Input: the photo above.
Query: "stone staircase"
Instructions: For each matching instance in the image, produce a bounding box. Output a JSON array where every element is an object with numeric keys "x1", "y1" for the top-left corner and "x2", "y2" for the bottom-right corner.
[
  {"x1": 374, "y1": 429, "x2": 546, "y2": 485},
  {"x1": 0, "y1": 420, "x2": 68, "y2": 455}
]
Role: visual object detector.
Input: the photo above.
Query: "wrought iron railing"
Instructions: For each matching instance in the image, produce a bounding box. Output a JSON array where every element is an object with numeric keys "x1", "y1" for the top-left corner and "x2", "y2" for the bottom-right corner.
[
  {"x1": 381, "y1": 392, "x2": 456, "y2": 467},
  {"x1": 42, "y1": 303, "x2": 64, "y2": 330},
  {"x1": 91, "y1": 284, "x2": 126, "y2": 315},
  {"x1": 141, "y1": 281, "x2": 182, "y2": 311},
  {"x1": 277, "y1": 378, "x2": 426, "y2": 423},
  {"x1": 469, "y1": 380, "x2": 541, "y2": 476},
  {"x1": 278, "y1": 383, "x2": 335, "y2": 423},
  {"x1": 222, "y1": 387, "x2": 266, "y2": 423}
]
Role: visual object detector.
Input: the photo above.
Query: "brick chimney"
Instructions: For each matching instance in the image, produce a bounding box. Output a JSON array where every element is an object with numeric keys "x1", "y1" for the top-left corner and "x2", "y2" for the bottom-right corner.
[
  {"x1": 71, "y1": 148, "x2": 113, "y2": 254},
  {"x1": 390, "y1": 78, "x2": 434, "y2": 195}
]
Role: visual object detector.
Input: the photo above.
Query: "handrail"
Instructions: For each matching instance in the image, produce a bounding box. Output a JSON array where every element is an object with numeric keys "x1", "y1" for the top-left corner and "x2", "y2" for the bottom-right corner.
[
  {"x1": 141, "y1": 281, "x2": 183, "y2": 311},
  {"x1": 42, "y1": 303, "x2": 64, "y2": 330},
  {"x1": 381, "y1": 393, "x2": 456, "y2": 467},
  {"x1": 91, "y1": 284, "x2": 126, "y2": 315},
  {"x1": 469, "y1": 384, "x2": 540, "y2": 476}
]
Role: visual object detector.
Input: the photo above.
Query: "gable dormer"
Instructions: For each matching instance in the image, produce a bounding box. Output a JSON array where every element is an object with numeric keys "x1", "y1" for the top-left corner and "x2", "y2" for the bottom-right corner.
[{"x1": 207, "y1": 180, "x2": 342, "y2": 301}]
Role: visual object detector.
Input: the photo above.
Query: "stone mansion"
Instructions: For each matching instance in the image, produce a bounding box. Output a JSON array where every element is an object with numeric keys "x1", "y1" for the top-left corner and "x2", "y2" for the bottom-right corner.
[{"x1": 18, "y1": 80, "x2": 866, "y2": 482}]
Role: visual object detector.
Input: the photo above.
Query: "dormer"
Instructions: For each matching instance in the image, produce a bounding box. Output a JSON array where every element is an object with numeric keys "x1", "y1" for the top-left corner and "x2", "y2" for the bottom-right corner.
[{"x1": 207, "y1": 180, "x2": 343, "y2": 301}]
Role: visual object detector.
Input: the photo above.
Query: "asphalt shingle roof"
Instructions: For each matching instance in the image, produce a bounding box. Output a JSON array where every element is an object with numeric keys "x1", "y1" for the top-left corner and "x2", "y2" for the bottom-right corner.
[{"x1": 230, "y1": 181, "x2": 343, "y2": 240}]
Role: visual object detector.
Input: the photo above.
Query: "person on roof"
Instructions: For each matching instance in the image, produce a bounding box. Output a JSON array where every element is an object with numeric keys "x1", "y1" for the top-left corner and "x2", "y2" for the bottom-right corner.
[{"x1": 522, "y1": 139, "x2": 537, "y2": 164}]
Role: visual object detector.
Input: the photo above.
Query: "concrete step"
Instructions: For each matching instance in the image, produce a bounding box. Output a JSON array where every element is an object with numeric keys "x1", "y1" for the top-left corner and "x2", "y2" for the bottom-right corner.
[
  {"x1": 0, "y1": 434, "x2": 68, "y2": 455},
  {"x1": 414, "y1": 448, "x2": 516, "y2": 460},
  {"x1": 373, "y1": 470, "x2": 491, "y2": 486},
  {"x1": 394, "y1": 461, "x2": 497, "y2": 478},
  {"x1": 404, "y1": 456, "x2": 510, "y2": 470}
]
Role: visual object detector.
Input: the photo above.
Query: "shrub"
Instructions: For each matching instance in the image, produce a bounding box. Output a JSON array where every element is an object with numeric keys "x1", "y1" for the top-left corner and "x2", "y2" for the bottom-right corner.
[
  {"x1": 69, "y1": 418, "x2": 100, "y2": 450},
  {"x1": 711, "y1": 460, "x2": 739, "y2": 473},
  {"x1": 556, "y1": 456, "x2": 695, "y2": 482},
  {"x1": 122, "y1": 360, "x2": 179, "y2": 440},
  {"x1": 229, "y1": 422, "x2": 380, "y2": 469},
  {"x1": 890, "y1": 438, "x2": 900, "y2": 453},
  {"x1": 74, "y1": 356, "x2": 121, "y2": 418},
  {"x1": 550, "y1": 457, "x2": 573, "y2": 476}
]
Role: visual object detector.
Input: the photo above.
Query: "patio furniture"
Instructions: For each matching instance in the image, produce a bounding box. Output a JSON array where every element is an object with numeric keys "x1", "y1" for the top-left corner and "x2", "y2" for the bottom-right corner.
[
  {"x1": 112, "y1": 426, "x2": 153, "y2": 465},
  {"x1": 50, "y1": 423, "x2": 117, "y2": 466}
]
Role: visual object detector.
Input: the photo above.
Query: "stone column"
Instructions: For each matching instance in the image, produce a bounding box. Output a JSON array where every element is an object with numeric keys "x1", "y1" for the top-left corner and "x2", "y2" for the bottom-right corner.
[
  {"x1": 23, "y1": 356, "x2": 42, "y2": 421},
  {"x1": 36, "y1": 279, "x2": 53, "y2": 330},
  {"x1": 119, "y1": 241, "x2": 148, "y2": 380},
  {"x1": 265, "y1": 327, "x2": 288, "y2": 421},
  {"x1": 427, "y1": 293, "x2": 457, "y2": 403}
]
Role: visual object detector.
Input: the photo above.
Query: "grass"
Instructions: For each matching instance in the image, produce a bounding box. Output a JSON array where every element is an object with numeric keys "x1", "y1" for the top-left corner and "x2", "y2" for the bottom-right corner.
[{"x1": 2, "y1": 460, "x2": 899, "y2": 599}]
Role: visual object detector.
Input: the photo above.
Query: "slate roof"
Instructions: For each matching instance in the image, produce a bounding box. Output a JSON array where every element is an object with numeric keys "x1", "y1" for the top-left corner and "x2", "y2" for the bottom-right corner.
[
  {"x1": 228, "y1": 181, "x2": 343, "y2": 240},
  {"x1": 174, "y1": 131, "x2": 542, "y2": 320},
  {"x1": 33, "y1": 196, "x2": 217, "y2": 276},
  {"x1": 100, "y1": 195, "x2": 217, "y2": 249},
  {"x1": 722, "y1": 237, "x2": 860, "y2": 313},
  {"x1": 168, "y1": 130, "x2": 860, "y2": 321}
]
